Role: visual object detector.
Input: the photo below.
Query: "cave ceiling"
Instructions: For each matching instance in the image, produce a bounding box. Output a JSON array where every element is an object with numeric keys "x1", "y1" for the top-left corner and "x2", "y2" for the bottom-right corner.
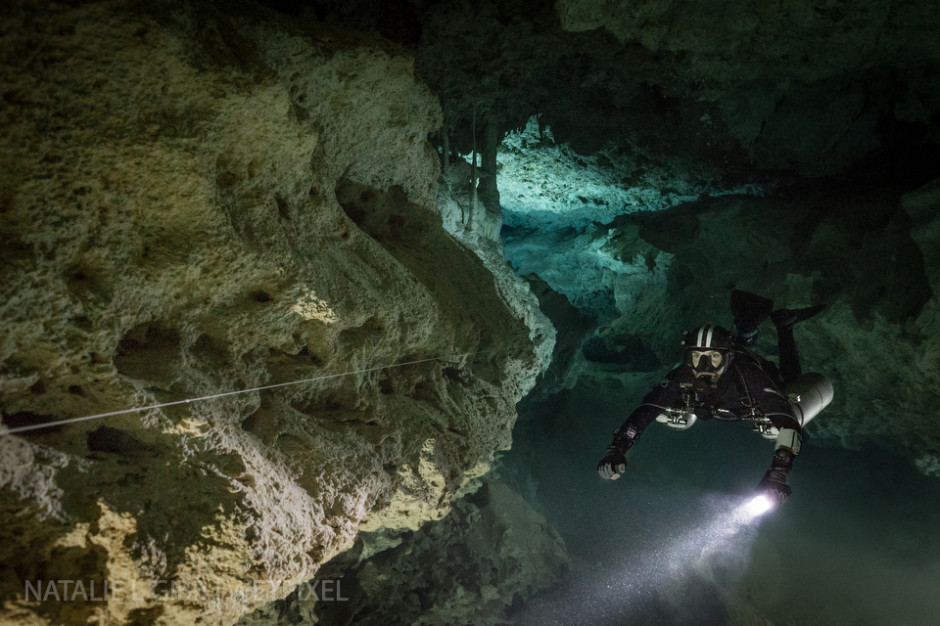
[{"x1": 268, "y1": 0, "x2": 940, "y2": 180}]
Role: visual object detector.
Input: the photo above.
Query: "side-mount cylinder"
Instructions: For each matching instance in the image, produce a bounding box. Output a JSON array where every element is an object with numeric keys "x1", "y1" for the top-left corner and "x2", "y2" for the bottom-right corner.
[
  {"x1": 752, "y1": 373, "x2": 834, "y2": 440},
  {"x1": 786, "y1": 372, "x2": 834, "y2": 428}
]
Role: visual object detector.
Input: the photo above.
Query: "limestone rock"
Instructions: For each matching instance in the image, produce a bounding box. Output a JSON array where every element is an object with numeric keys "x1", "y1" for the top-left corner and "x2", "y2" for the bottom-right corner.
[
  {"x1": 0, "y1": 1, "x2": 540, "y2": 623},
  {"x1": 255, "y1": 479, "x2": 569, "y2": 626},
  {"x1": 901, "y1": 178, "x2": 940, "y2": 475},
  {"x1": 554, "y1": 0, "x2": 940, "y2": 175},
  {"x1": 289, "y1": 1, "x2": 940, "y2": 177},
  {"x1": 436, "y1": 156, "x2": 557, "y2": 393}
]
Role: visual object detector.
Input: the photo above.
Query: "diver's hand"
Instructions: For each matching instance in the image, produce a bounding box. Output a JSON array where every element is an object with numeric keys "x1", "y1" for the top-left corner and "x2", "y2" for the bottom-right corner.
[
  {"x1": 756, "y1": 468, "x2": 792, "y2": 504},
  {"x1": 598, "y1": 450, "x2": 627, "y2": 480}
]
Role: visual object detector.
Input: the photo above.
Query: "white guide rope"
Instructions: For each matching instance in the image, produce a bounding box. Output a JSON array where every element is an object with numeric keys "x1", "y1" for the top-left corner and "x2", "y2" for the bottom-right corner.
[{"x1": 2, "y1": 353, "x2": 472, "y2": 436}]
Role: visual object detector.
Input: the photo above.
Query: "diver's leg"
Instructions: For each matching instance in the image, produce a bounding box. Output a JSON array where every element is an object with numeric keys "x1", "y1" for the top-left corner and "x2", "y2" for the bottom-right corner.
[
  {"x1": 731, "y1": 290, "x2": 774, "y2": 345},
  {"x1": 770, "y1": 305, "x2": 826, "y2": 385},
  {"x1": 775, "y1": 323, "x2": 801, "y2": 384}
]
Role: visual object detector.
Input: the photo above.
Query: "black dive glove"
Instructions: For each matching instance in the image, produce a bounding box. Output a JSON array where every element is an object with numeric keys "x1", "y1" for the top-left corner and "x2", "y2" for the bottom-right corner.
[
  {"x1": 755, "y1": 428, "x2": 801, "y2": 505},
  {"x1": 756, "y1": 468, "x2": 792, "y2": 504},
  {"x1": 756, "y1": 440, "x2": 798, "y2": 503},
  {"x1": 598, "y1": 425, "x2": 638, "y2": 480},
  {"x1": 597, "y1": 447, "x2": 628, "y2": 480}
]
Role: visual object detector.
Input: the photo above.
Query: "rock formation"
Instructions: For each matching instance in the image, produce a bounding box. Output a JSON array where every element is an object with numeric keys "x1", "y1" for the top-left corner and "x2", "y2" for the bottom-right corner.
[
  {"x1": 0, "y1": 1, "x2": 547, "y2": 623},
  {"x1": 241, "y1": 479, "x2": 568, "y2": 625}
]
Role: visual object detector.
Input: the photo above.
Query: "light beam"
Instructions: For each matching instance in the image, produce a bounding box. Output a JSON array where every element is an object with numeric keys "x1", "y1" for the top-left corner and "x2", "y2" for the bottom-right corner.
[{"x1": 740, "y1": 493, "x2": 776, "y2": 519}]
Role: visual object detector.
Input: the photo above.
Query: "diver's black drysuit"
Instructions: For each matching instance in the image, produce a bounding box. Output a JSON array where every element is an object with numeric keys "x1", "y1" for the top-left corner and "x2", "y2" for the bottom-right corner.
[
  {"x1": 608, "y1": 345, "x2": 800, "y2": 449},
  {"x1": 599, "y1": 291, "x2": 823, "y2": 500}
]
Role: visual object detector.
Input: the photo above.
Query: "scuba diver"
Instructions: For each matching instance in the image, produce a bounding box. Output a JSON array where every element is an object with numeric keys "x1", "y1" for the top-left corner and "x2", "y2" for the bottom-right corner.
[{"x1": 597, "y1": 290, "x2": 829, "y2": 504}]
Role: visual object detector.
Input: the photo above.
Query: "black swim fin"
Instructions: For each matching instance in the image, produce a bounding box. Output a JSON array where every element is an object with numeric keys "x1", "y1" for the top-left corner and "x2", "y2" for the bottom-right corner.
[
  {"x1": 731, "y1": 290, "x2": 774, "y2": 344},
  {"x1": 771, "y1": 304, "x2": 826, "y2": 330}
]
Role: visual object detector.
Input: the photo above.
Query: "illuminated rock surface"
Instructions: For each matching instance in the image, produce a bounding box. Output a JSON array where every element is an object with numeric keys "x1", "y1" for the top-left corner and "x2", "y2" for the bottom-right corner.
[{"x1": 0, "y1": 2, "x2": 545, "y2": 623}]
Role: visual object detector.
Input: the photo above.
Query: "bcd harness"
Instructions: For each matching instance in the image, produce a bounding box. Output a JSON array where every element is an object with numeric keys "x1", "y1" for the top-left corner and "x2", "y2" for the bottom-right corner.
[{"x1": 655, "y1": 359, "x2": 791, "y2": 441}]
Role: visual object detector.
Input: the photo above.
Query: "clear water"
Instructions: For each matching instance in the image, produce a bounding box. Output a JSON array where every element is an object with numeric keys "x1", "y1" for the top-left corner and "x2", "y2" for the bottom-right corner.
[{"x1": 502, "y1": 379, "x2": 940, "y2": 625}]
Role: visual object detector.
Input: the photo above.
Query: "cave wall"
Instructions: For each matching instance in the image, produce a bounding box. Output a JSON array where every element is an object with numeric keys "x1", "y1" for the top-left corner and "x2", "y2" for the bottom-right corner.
[{"x1": 0, "y1": 1, "x2": 545, "y2": 623}]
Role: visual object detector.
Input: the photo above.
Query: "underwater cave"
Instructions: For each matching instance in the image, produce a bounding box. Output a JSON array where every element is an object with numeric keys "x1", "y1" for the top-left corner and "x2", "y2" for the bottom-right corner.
[{"x1": 2, "y1": 1, "x2": 940, "y2": 624}]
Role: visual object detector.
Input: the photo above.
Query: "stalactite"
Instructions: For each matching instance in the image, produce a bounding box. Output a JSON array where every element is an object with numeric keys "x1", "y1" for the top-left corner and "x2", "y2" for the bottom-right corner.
[
  {"x1": 441, "y1": 125, "x2": 451, "y2": 177},
  {"x1": 468, "y1": 101, "x2": 478, "y2": 231},
  {"x1": 479, "y1": 119, "x2": 501, "y2": 218}
]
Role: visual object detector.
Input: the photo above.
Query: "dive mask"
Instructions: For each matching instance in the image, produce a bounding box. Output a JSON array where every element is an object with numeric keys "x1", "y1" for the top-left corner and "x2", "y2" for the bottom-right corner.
[{"x1": 687, "y1": 349, "x2": 728, "y2": 378}]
